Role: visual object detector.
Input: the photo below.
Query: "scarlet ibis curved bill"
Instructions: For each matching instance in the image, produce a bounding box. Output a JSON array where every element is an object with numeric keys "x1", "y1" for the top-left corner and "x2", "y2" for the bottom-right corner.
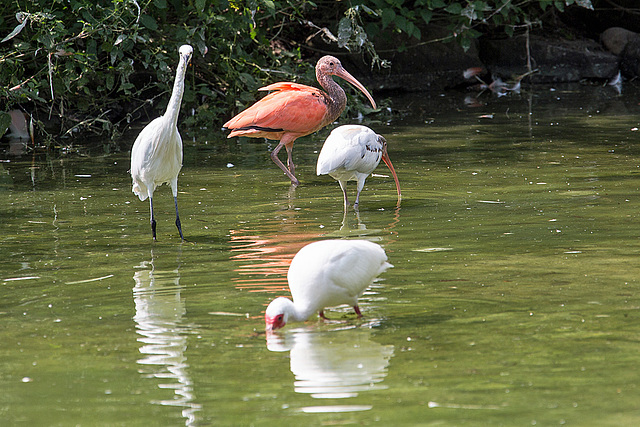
[
  {"x1": 317, "y1": 125, "x2": 401, "y2": 210},
  {"x1": 265, "y1": 239, "x2": 393, "y2": 331},
  {"x1": 223, "y1": 56, "x2": 377, "y2": 186},
  {"x1": 130, "y1": 45, "x2": 193, "y2": 241}
]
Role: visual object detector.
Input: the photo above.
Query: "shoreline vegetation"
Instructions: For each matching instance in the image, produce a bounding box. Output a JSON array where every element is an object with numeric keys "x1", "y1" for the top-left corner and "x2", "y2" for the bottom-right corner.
[{"x1": 0, "y1": 0, "x2": 634, "y2": 147}]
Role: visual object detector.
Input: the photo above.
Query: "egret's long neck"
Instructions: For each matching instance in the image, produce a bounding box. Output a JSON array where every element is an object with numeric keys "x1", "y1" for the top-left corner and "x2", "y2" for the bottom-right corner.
[
  {"x1": 164, "y1": 58, "x2": 188, "y2": 128},
  {"x1": 317, "y1": 71, "x2": 347, "y2": 126}
]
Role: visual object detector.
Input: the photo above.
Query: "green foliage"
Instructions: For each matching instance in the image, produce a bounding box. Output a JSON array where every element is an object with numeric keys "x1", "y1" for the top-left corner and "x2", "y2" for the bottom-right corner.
[
  {"x1": 347, "y1": 0, "x2": 594, "y2": 51},
  {"x1": 0, "y1": 0, "x2": 316, "y2": 144},
  {"x1": 0, "y1": 0, "x2": 596, "y2": 146}
]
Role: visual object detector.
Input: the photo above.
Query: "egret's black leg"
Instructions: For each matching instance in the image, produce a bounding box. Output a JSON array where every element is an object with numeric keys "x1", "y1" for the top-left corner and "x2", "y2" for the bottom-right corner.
[
  {"x1": 174, "y1": 195, "x2": 184, "y2": 241},
  {"x1": 149, "y1": 196, "x2": 157, "y2": 241}
]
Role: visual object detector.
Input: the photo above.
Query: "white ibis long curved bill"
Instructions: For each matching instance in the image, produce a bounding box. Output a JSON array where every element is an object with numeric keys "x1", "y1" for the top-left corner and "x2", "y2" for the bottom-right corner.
[{"x1": 317, "y1": 125, "x2": 401, "y2": 209}]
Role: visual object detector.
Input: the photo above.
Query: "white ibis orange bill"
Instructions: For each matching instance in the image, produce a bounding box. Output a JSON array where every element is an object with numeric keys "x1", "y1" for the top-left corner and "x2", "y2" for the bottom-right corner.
[{"x1": 316, "y1": 125, "x2": 401, "y2": 210}]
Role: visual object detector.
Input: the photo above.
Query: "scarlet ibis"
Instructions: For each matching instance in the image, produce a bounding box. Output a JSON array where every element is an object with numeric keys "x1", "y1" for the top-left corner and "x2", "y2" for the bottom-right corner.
[
  {"x1": 130, "y1": 44, "x2": 193, "y2": 241},
  {"x1": 265, "y1": 239, "x2": 393, "y2": 331},
  {"x1": 223, "y1": 56, "x2": 377, "y2": 186},
  {"x1": 317, "y1": 125, "x2": 401, "y2": 210}
]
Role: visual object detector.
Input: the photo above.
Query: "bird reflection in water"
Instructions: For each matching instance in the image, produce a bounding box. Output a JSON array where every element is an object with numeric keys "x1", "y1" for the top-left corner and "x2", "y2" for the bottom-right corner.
[
  {"x1": 229, "y1": 228, "x2": 320, "y2": 292},
  {"x1": 132, "y1": 250, "x2": 201, "y2": 426},
  {"x1": 228, "y1": 202, "x2": 323, "y2": 293},
  {"x1": 267, "y1": 326, "x2": 394, "y2": 413},
  {"x1": 326, "y1": 203, "x2": 401, "y2": 242}
]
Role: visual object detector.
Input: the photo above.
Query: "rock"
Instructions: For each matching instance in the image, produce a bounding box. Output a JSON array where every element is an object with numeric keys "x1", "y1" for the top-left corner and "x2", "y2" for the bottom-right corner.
[
  {"x1": 314, "y1": 26, "x2": 483, "y2": 93},
  {"x1": 599, "y1": 27, "x2": 640, "y2": 78},
  {"x1": 366, "y1": 28, "x2": 483, "y2": 91},
  {"x1": 310, "y1": 30, "x2": 619, "y2": 92},
  {"x1": 620, "y1": 37, "x2": 640, "y2": 77},
  {"x1": 480, "y1": 35, "x2": 618, "y2": 83},
  {"x1": 601, "y1": 27, "x2": 640, "y2": 55}
]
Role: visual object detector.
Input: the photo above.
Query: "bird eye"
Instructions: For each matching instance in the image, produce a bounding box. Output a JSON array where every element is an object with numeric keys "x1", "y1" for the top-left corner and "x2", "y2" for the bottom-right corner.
[{"x1": 277, "y1": 314, "x2": 284, "y2": 321}]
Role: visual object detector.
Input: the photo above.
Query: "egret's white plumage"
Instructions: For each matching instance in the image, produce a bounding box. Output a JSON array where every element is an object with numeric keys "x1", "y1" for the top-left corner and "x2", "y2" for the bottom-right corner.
[
  {"x1": 131, "y1": 44, "x2": 193, "y2": 241},
  {"x1": 317, "y1": 125, "x2": 401, "y2": 209},
  {"x1": 265, "y1": 239, "x2": 393, "y2": 330}
]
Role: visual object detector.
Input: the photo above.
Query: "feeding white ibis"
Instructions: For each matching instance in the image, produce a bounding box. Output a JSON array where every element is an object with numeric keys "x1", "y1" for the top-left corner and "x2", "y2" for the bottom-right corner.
[
  {"x1": 223, "y1": 56, "x2": 376, "y2": 186},
  {"x1": 130, "y1": 44, "x2": 192, "y2": 241},
  {"x1": 265, "y1": 239, "x2": 393, "y2": 331},
  {"x1": 316, "y1": 125, "x2": 401, "y2": 210}
]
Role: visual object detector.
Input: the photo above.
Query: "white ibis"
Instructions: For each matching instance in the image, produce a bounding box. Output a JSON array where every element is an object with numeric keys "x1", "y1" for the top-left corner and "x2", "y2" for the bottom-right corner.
[
  {"x1": 265, "y1": 239, "x2": 393, "y2": 331},
  {"x1": 130, "y1": 44, "x2": 192, "y2": 241},
  {"x1": 266, "y1": 328, "x2": 394, "y2": 400},
  {"x1": 223, "y1": 56, "x2": 376, "y2": 186},
  {"x1": 316, "y1": 125, "x2": 401, "y2": 210}
]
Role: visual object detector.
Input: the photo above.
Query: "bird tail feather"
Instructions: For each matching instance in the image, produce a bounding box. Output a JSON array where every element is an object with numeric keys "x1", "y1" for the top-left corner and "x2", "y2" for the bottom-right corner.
[{"x1": 132, "y1": 182, "x2": 148, "y2": 201}]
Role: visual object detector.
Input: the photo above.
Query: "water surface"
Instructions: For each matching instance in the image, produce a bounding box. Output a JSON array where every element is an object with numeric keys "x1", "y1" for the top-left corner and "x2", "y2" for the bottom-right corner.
[{"x1": 2, "y1": 84, "x2": 640, "y2": 425}]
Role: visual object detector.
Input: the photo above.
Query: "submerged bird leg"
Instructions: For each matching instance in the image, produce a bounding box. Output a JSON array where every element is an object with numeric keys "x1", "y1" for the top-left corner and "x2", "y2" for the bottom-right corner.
[
  {"x1": 149, "y1": 196, "x2": 157, "y2": 241},
  {"x1": 171, "y1": 178, "x2": 184, "y2": 241},
  {"x1": 285, "y1": 145, "x2": 295, "y2": 176},
  {"x1": 270, "y1": 139, "x2": 300, "y2": 186},
  {"x1": 340, "y1": 207, "x2": 349, "y2": 231},
  {"x1": 174, "y1": 196, "x2": 184, "y2": 241},
  {"x1": 338, "y1": 180, "x2": 350, "y2": 210},
  {"x1": 354, "y1": 179, "x2": 365, "y2": 210},
  {"x1": 353, "y1": 305, "x2": 363, "y2": 318}
]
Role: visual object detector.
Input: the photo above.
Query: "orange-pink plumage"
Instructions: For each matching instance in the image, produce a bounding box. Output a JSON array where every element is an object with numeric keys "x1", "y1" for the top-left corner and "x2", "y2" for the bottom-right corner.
[{"x1": 223, "y1": 56, "x2": 376, "y2": 186}]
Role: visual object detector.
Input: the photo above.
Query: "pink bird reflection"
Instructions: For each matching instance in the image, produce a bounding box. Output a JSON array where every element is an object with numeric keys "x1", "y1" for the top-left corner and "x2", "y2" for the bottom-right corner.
[{"x1": 229, "y1": 229, "x2": 321, "y2": 293}]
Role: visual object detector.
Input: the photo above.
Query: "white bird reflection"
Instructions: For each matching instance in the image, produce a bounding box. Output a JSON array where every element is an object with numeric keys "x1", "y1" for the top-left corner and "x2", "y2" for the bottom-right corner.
[
  {"x1": 133, "y1": 251, "x2": 201, "y2": 425},
  {"x1": 267, "y1": 326, "x2": 394, "y2": 412}
]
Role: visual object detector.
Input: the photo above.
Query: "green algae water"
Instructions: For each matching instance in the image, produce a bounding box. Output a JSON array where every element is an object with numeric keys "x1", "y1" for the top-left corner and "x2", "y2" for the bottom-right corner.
[{"x1": 2, "y1": 84, "x2": 640, "y2": 426}]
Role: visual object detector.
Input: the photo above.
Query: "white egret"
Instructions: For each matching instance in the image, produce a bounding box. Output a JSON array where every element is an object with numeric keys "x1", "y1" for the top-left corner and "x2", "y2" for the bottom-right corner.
[
  {"x1": 130, "y1": 44, "x2": 192, "y2": 241},
  {"x1": 265, "y1": 239, "x2": 392, "y2": 330},
  {"x1": 317, "y1": 125, "x2": 401, "y2": 210}
]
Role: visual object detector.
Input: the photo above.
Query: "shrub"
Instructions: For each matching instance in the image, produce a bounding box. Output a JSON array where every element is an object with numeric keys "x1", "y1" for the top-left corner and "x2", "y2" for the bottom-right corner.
[
  {"x1": 0, "y1": 0, "x2": 596, "y2": 146},
  {"x1": 0, "y1": 0, "x2": 317, "y2": 145}
]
